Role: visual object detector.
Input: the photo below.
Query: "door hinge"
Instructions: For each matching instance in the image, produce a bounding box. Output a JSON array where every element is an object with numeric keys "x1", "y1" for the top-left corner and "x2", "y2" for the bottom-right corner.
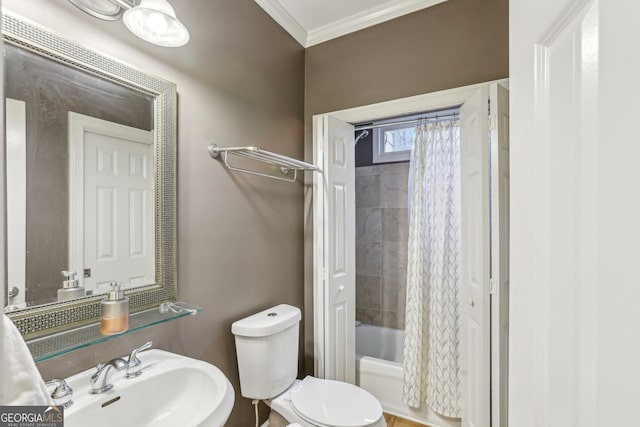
[
  {"x1": 488, "y1": 116, "x2": 497, "y2": 131},
  {"x1": 489, "y1": 278, "x2": 497, "y2": 295}
]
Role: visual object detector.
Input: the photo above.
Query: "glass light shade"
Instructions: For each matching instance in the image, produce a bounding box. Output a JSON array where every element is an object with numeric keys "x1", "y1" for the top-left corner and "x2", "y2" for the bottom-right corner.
[
  {"x1": 68, "y1": 0, "x2": 123, "y2": 21},
  {"x1": 123, "y1": 0, "x2": 190, "y2": 47}
]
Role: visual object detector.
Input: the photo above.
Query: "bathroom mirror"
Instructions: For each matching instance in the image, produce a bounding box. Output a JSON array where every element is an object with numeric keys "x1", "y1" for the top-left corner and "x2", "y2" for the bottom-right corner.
[{"x1": 3, "y1": 11, "x2": 177, "y2": 338}]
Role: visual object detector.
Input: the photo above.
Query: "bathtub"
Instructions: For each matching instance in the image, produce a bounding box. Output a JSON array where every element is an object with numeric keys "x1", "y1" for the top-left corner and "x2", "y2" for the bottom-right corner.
[{"x1": 355, "y1": 324, "x2": 461, "y2": 427}]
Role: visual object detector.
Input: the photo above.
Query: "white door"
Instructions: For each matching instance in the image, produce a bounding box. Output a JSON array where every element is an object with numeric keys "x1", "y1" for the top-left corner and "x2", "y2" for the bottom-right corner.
[
  {"x1": 313, "y1": 115, "x2": 356, "y2": 383},
  {"x1": 69, "y1": 113, "x2": 154, "y2": 293},
  {"x1": 490, "y1": 83, "x2": 509, "y2": 427},
  {"x1": 460, "y1": 86, "x2": 490, "y2": 427},
  {"x1": 5, "y1": 99, "x2": 26, "y2": 306},
  {"x1": 510, "y1": 0, "x2": 639, "y2": 426}
]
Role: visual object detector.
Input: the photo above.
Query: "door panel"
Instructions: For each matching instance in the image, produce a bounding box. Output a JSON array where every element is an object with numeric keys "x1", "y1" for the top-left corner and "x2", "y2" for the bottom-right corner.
[
  {"x1": 5, "y1": 99, "x2": 26, "y2": 306},
  {"x1": 69, "y1": 112, "x2": 153, "y2": 293},
  {"x1": 460, "y1": 87, "x2": 490, "y2": 427},
  {"x1": 508, "y1": 0, "x2": 633, "y2": 425},
  {"x1": 490, "y1": 83, "x2": 510, "y2": 427},
  {"x1": 317, "y1": 115, "x2": 355, "y2": 383},
  {"x1": 84, "y1": 132, "x2": 154, "y2": 290}
]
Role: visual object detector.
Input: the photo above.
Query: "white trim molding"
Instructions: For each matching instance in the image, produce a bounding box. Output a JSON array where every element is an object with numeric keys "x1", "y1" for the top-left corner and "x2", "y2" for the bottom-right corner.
[
  {"x1": 255, "y1": 0, "x2": 448, "y2": 48},
  {"x1": 254, "y1": 0, "x2": 308, "y2": 46},
  {"x1": 307, "y1": 0, "x2": 448, "y2": 47}
]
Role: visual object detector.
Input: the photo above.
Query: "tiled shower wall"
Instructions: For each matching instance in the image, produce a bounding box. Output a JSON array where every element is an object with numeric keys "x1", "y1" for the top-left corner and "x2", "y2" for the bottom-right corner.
[{"x1": 355, "y1": 162, "x2": 409, "y2": 330}]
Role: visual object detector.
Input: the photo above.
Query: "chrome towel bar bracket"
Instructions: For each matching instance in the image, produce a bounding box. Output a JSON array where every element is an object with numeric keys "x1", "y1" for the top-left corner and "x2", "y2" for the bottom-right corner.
[{"x1": 208, "y1": 144, "x2": 318, "y2": 183}]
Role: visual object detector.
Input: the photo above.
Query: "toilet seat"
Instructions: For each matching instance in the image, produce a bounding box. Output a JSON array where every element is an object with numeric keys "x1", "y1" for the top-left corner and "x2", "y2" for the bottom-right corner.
[{"x1": 289, "y1": 376, "x2": 383, "y2": 427}]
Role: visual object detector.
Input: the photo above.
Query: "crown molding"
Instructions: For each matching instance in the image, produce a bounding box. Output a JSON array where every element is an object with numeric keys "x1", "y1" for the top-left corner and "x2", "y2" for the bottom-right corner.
[
  {"x1": 306, "y1": 0, "x2": 448, "y2": 47},
  {"x1": 255, "y1": 0, "x2": 448, "y2": 48},
  {"x1": 254, "y1": 0, "x2": 307, "y2": 46}
]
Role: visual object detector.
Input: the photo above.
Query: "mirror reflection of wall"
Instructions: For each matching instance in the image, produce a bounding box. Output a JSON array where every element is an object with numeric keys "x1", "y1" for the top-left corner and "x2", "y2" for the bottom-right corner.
[{"x1": 4, "y1": 43, "x2": 155, "y2": 309}]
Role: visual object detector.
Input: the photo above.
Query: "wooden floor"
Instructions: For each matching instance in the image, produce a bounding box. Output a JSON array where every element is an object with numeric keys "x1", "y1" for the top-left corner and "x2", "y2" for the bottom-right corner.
[{"x1": 384, "y1": 413, "x2": 431, "y2": 427}]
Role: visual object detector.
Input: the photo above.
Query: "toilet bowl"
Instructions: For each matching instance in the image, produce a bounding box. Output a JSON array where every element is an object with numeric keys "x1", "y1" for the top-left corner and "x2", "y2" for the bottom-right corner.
[
  {"x1": 232, "y1": 304, "x2": 386, "y2": 427},
  {"x1": 269, "y1": 377, "x2": 385, "y2": 427}
]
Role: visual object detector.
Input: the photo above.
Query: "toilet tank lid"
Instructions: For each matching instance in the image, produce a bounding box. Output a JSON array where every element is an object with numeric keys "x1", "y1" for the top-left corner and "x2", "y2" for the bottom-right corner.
[{"x1": 232, "y1": 304, "x2": 301, "y2": 337}]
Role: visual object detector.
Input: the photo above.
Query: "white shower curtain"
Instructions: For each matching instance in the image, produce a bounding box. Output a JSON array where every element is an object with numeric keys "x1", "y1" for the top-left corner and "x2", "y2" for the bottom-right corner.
[{"x1": 402, "y1": 119, "x2": 461, "y2": 417}]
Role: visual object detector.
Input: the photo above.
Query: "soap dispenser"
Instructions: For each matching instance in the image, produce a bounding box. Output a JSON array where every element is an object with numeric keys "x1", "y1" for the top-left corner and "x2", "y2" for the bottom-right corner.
[
  {"x1": 100, "y1": 282, "x2": 129, "y2": 335},
  {"x1": 58, "y1": 271, "x2": 85, "y2": 301}
]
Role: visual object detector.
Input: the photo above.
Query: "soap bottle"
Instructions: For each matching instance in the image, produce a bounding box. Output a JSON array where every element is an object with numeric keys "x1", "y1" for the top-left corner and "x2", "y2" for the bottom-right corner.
[
  {"x1": 100, "y1": 282, "x2": 129, "y2": 335},
  {"x1": 57, "y1": 271, "x2": 85, "y2": 301}
]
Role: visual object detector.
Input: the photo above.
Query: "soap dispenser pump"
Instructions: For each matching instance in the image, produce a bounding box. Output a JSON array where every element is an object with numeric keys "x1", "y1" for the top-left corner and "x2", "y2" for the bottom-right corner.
[
  {"x1": 58, "y1": 270, "x2": 85, "y2": 301},
  {"x1": 100, "y1": 282, "x2": 129, "y2": 335}
]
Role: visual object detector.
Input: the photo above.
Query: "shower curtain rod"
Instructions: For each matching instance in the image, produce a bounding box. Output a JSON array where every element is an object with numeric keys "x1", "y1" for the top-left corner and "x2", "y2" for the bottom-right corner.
[{"x1": 354, "y1": 112, "x2": 460, "y2": 131}]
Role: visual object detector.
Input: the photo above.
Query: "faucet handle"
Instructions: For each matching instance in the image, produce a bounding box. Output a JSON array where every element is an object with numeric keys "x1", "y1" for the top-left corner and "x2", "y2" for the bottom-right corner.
[
  {"x1": 61, "y1": 271, "x2": 76, "y2": 279},
  {"x1": 89, "y1": 358, "x2": 128, "y2": 394},
  {"x1": 126, "y1": 341, "x2": 152, "y2": 378},
  {"x1": 45, "y1": 379, "x2": 73, "y2": 408}
]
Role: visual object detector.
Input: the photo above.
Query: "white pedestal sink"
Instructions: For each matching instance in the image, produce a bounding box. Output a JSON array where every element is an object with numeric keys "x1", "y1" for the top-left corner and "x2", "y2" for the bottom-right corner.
[{"x1": 63, "y1": 349, "x2": 234, "y2": 427}]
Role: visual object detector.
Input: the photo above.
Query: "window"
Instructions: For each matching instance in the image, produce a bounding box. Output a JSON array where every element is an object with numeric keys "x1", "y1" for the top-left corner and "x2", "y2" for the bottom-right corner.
[
  {"x1": 372, "y1": 123, "x2": 416, "y2": 163},
  {"x1": 368, "y1": 107, "x2": 461, "y2": 164}
]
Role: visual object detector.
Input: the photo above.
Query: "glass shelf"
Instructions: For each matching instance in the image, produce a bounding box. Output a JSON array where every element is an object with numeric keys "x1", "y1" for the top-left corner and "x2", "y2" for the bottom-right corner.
[{"x1": 27, "y1": 302, "x2": 201, "y2": 363}]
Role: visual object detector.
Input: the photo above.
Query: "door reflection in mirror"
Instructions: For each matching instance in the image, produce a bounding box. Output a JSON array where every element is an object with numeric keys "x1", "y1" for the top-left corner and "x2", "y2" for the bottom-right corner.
[{"x1": 4, "y1": 43, "x2": 154, "y2": 308}]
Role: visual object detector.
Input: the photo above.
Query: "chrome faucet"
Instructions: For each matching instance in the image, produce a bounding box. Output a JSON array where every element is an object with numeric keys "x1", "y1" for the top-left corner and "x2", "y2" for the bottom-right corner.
[
  {"x1": 45, "y1": 379, "x2": 73, "y2": 408},
  {"x1": 126, "y1": 341, "x2": 153, "y2": 378},
  {"x1": 89, "y1": 358, "x2": 127, "y2": 394}
]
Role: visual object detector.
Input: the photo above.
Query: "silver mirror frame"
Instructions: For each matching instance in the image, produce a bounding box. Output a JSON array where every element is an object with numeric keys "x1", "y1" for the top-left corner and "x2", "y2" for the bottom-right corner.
[{"x1": 3, "y1": 11, "x2": 177, "y2": 339}]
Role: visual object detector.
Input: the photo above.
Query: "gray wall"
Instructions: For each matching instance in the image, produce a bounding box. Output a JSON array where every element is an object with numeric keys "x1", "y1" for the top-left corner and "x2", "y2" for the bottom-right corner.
[
  {"x1": 4, "y1": 1, "x2": 304, "y2": 426},
  {"x1": 303, "y1": 0, "x2": 509, "y2": 370},
  {"x1": 356, "y1": 163, "x2": 409, "y2": 330},
  {"x1": 304, "y1": 0, "x2": 509, "y2": 119}
]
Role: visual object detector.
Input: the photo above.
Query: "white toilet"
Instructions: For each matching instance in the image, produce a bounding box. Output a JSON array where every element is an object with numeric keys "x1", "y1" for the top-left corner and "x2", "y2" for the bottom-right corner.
[{"x1": 232, "y1": 304, "x2": 386, "y2": 427}]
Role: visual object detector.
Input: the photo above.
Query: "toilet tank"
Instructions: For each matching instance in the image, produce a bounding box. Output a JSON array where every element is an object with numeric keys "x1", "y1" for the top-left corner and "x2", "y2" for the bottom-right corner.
[{"x1": 231, "y1": 304, "x2": 302, "y2": 399}]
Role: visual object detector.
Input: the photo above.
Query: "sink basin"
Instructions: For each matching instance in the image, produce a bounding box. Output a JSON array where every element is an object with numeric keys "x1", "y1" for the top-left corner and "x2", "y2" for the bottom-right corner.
[{"x1": 63, "y1": 349, "x2": 234, "y2": 427}]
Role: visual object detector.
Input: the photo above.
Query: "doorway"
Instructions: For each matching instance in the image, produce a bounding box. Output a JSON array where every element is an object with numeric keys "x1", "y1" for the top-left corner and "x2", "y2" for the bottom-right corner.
[
  {"x1": 68, "y1": 112, "x2": 155, "y2": 295},
  {"x1": 311, "y1": 79, "x2": 509, "y2": 427}
]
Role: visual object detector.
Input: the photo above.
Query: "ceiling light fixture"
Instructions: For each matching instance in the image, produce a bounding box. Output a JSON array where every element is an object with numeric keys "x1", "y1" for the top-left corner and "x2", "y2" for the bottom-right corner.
[
  {"x1": 68, "y1": 0, "x2": 189, "y2": 47},
  {"x1": 68, "y1": 0, "x2": 123, "y2": 21},
  {"x1": 123, "y1": 0, "x2": 190, "y2": 47}
]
